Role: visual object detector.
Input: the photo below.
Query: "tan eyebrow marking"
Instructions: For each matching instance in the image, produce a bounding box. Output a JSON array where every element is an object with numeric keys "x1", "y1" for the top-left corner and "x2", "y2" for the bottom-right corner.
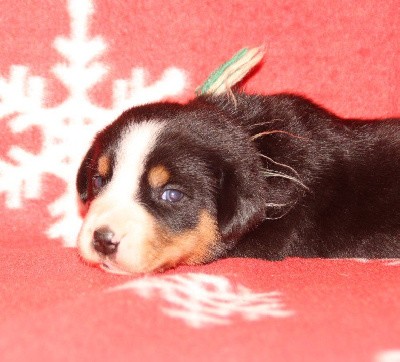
[
  {"x1": 148, "y1": 165, "x2": 170, "y2": 188},
  {"x1": 97, "y1": 155, "x2": 110, "y2": 177}
]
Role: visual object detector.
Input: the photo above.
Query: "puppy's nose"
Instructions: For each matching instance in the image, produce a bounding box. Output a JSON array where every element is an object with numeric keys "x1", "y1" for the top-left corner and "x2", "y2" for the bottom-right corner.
[{"x1": 93, "y1": 226, "x2": 119, "y2": 256}]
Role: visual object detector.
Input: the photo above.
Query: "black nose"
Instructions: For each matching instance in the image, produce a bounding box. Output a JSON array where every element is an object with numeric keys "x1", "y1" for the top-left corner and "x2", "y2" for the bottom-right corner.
[{"x1": 93, "y1": 226, "x2": 119, "y2": 256}]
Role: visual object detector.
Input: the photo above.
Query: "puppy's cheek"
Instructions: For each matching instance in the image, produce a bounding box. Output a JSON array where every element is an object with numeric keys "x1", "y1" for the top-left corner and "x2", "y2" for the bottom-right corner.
[
  {"x1": 112, "y1": 220, "x2": 159, "y2": 274},
  {"x1": 116, "y1": 210, "x2": 222, "y2": 273},
  {"x1": 174, "y1": 210, "x2": 222, "y2": 265}
]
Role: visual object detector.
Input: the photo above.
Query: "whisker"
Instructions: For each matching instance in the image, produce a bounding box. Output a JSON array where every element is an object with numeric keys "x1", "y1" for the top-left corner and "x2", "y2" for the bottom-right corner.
[
  {"x1": 264, "y1": 203, "x2": 297, "y2": 220},
  {"x1": 261, "y1": 170, "x2": 309, "y2": 191},
  {"x1": 247, "y1": 119, "x2": 284, "y2": 129},
  {"x1": 265, "y1": 202, "x2": 290, "y2": 207},
  {"x1": 259, "y1": 154, "x2": 301, "y2": 178},
  {"x1": 251, "y1": 129, "x2": 309, "y2": 141}
]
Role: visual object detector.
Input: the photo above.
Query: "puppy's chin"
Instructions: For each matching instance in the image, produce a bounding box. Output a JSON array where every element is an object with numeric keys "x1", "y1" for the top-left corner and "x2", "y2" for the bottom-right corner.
[
  {"x1": 100, "y1": 261, "x2": 133, "y2": 275},
  {"x1": 88, "y1": 253, "x2": 182, "y2": 275},
  {"x1": 78, "y1": 251, "x2": 154, "y2": 275}
]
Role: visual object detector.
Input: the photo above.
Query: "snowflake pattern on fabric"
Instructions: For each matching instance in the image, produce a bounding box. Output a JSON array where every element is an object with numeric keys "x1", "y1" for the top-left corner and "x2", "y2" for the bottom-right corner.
[
  {"x1": 111, "y1": 273, "x2": 294, "y2": 328},
  {"x1": 0, "y1": 0, "x2": 186, "y2": 246},
  {"x1": 376, "y1": 350, "x2": 400, "y2": 362}
]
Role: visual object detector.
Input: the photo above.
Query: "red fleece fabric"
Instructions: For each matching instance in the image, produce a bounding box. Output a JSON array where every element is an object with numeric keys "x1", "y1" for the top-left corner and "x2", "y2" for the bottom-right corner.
[{"x1": 0, "y1": 1, "x2": 399, "y2": 361}]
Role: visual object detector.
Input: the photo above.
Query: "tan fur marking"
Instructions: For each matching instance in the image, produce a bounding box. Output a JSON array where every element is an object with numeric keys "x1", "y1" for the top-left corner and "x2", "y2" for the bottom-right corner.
[
  {"x1": 181, "y1": 211, "x2": 221, "y2": 264},
  {"x1": 97, "y1": 155, "x2": 110, "y2": 177},
  {"x1": 144, "y1": 210, "x2": 221, "y2": 272},
  {"x1": 148, "y1": 165, "x2": 170, "y2": 188}
]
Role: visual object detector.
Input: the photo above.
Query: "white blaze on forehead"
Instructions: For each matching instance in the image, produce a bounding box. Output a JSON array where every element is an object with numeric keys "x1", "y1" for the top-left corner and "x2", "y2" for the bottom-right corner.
[
  {"x1": 78, "y1": 120, "x2": 165, "y2": 272},
  {"x1": 109, "y1": 120, "x2": 166, "y2": 197}
]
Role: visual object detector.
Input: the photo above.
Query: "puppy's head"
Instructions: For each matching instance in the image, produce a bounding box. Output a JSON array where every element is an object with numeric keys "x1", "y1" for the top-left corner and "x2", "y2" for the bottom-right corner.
[{"x1": 76, "y1": 99, "x2": 267, "y2": 274}]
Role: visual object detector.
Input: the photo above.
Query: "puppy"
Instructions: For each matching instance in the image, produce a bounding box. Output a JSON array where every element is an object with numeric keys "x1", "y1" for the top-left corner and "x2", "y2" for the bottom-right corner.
[{"x1": 76, "y1": 92, "x2": 400, "y2": 274}]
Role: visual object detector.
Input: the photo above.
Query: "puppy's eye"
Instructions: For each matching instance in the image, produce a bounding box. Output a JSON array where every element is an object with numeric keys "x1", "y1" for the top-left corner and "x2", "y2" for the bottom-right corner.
[
  {"x1": 92, "y1": 175, "x2": 105, "y2": 190},
  {"x1": 161, "y1": 189, "x2": 184, "y2": 202}
]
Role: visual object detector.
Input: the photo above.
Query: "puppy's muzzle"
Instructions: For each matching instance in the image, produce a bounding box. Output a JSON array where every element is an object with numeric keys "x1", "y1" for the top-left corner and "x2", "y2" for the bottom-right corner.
[{"x1": 93, "y1": 226, "x2": 120, "y2": 256}]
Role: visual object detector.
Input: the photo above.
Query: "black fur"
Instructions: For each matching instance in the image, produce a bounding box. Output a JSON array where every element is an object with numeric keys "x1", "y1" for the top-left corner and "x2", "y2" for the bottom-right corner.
[{"x1": 77, "y1": 92, "x2": 400, "y2": 262}]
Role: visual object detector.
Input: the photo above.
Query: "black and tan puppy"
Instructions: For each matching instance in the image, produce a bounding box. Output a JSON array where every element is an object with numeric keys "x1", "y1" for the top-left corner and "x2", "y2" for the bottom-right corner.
[{"x1": 77, "y1": 92, "x2": 400, "y2": 274}]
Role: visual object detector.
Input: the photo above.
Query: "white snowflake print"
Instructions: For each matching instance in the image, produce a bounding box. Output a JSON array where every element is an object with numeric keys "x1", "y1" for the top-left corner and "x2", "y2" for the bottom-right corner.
[
  {"x1": 376, "y1": 350, "x2": 400, "y2": 362},
  {"x1": 0, "y1": 0, "x2": 186, "y2": 246},
  {"x1": 111, "y1": 273, "x2": 294, "y2": 328}
]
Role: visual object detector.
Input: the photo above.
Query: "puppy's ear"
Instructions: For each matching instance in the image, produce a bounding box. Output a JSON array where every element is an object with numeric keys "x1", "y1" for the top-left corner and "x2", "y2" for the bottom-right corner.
[
  {"x1": 76, "y1": 146, "x2": 94, "y2": 204},
  {"x1": 216, "y1": 162, "x2": 267, "y2": 242}
]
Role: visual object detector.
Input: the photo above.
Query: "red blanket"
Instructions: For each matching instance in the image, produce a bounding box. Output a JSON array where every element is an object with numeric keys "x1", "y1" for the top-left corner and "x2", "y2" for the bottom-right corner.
[{"x1": 1, "y1": 1, "x2": 399, "y2": 360}]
